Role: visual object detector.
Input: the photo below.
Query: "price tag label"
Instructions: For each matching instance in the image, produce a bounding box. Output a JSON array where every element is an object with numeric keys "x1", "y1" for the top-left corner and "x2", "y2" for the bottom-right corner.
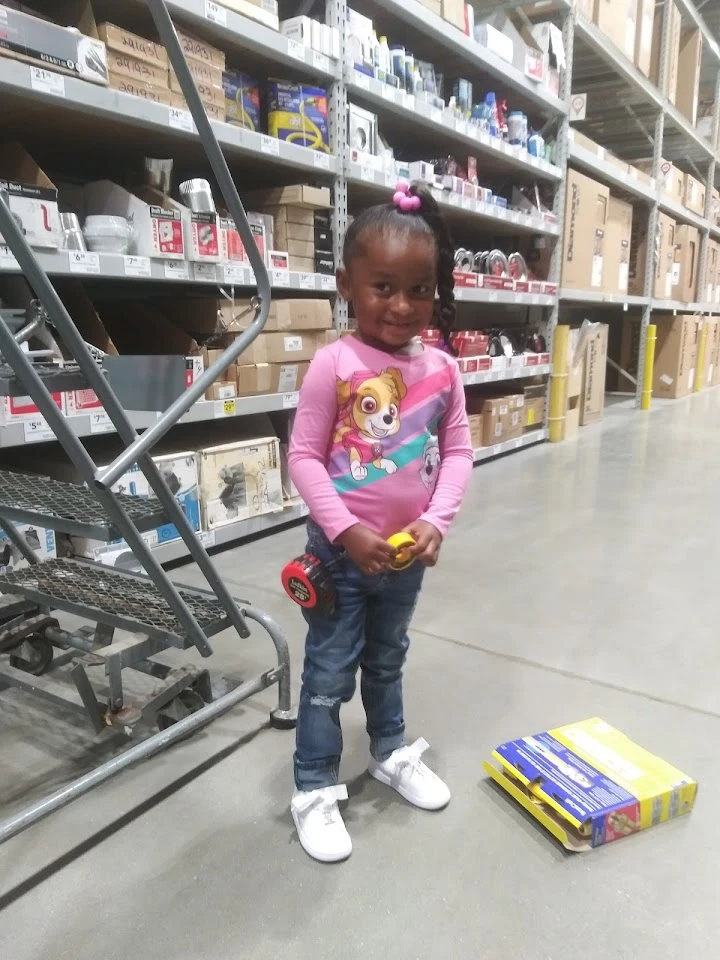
[
  {"x1": 514, "y1": 438, "x2": 523, "y2": 449},
  {"x1": 164, "y1": 260, "x2": 189, "y2": 280},
  {"x1": 449, "y1": 193, "x2": 460, "y2": 206},
  {"x1": 360, "y1": 166, "x2": 374, "y2": 183},
  {"x1": 313, "y1": 151, "x2": 330, "y2": 170},
  {"x1": 0, "y1": 245, "x2": 18, "y2": 268},
  {"x1": 272, "y1": 268, "x2": 290, "y2": 286},
  {"x1": 312, "y1": 50, "x2": 329, "y2": 71},
  {"x1": 355, "y1": 72, "x2": 370, "y2": 89},
  {"x1": 382, "y1": 85, "x2": 395, "y2": 101},
  {"x1": 23, "y1": 417, "x2": 54, "y2": 443},
  {"x1": 68, "y1": 251, "x2": 100, "y2": 275},
  {"x1": 298, "y1": 272, "x2": 315, "y2": 290},
  {"x1": 456, "y1": 120, "x2": 468, "y2": 136},
  {"x1": 283, "y1": 392, "x2": 299, "y2": 409},
  {"x1": 461, "y1": 197, "x2": 472, "y2": 210},
  {"x1": 320, "y1": 275, "x2": 336, "y2": 291},
  {"x1": 30, "y1": 66, "x2": 65, "y2": 97},
  {"x1": 193, "y1": 262, "x2": 217, "y2": 282},
  {"x1": 403, "y1": 93, "x2": 415, "y2": 110},
  {"x1": 216, "y1": 398, "x2": 237, "y2": 417},
  {"x1": 261, "y1": 134, "x2": 280, "y2": 156},
  {"x1": 384, "y1": 171, "x2": 395, "y2": 187},
  {"x1": 287, "y1": 38, "x2": 305, "y2": 60},
  {"x1": 204, "y1": 0, "x2": 227, "y2": 25},
  {"x1": 431, "y1": 108, "x2": 443, "y2": 124},
  {"x1": 124, "y1": 255, "x2": 151, "y2": 278},
  {"x1": 489, "y1": 292, "x2": 499, "y2": 303},
  {"x1": 89, "y1": 410, "x2": 114, "y2": 434},
  {"x1": 169, "y1": 107, "x2": 194, "y2": 132},
  {"x1": 465, "y1": 372, "x2": 478, "y2": 385},
  {"x1": 223, "y1": 264, "x2": 248, "y2": 284},
  {"x1": 199, "y1": 530, "x2": 217, "y2": 548}
]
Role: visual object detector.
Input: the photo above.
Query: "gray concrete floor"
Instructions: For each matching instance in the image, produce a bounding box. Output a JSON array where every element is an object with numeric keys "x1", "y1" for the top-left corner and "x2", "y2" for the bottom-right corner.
[{"x1": 1, "y1": 391, "x2": 719, "y2": 959}]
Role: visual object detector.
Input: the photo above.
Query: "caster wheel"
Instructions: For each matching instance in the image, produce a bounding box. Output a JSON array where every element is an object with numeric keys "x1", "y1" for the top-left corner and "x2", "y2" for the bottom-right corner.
[
  {"x1": 156, "y1": 688, "x2": 206, "y2": 732},
  {"x1": 270, "y1": 706, "x2": 298, "y2": 730},
  {"x1": 9, "y1": 635, "x2": 53, "y2": 676}
]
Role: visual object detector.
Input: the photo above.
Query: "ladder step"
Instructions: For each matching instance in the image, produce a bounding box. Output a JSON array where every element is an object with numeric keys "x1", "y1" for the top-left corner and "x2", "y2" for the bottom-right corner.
[
  {"x1": 0, "y1": 363, "x2": 92, "y2": 396},
  {"x1": 0, "y1": 558, "x2": 231, "y2": 647},
  {"x1": 0, "y1": 470, "x2": 167, "y2": 540}
]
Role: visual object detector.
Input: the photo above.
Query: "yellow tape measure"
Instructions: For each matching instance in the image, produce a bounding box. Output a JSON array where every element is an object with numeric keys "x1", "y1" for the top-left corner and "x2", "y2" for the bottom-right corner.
[{"x1": 387, "y1": 532, "x2": 416, "y2": 571}]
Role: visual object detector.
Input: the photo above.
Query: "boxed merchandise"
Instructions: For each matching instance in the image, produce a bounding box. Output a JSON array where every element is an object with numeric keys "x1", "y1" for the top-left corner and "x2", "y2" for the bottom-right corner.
[
  {"x1": 170, "y1": 58, "x2": 223, "y2": 93},
  {"x1": 223, "y1": 70, "x2": 261, "y2": 130},
  {"x1": 629, "y1": 209, "x2": 675, "y2": 299},
  {"x1": 219, "y1": 213, "x2": 265, "y2": 264},
  {"x1": 505, "y1": 395, "x2": 524, "y2": 440},
  {"x1": 683, "y1": 173, "x2": 706, "y2": 216},
  {"x1": 0, "y1": 142, "x2": 61, "y2": 250},
  {"x1": 250, "y1": 184, "x2": 331, "y2": 210},
  {"x1": 676, "y1": 29, "x2": 703, "y2": 124},
  {"x1": 580, "y1": 323, "x2": 608, "y2": 425},
  {"x1": 218, "y1": 0, "x2": 279, "y2": 30},
  {"x1": 592, "y1": 0, "x2": 637, "y2": 61},
  {"x1": 701, "y1": 318, "x2": 719, "y2": 388},
  {"x1": 465, "y1": 396, "x2": 508, "y2": 446},
  {"x1": 175, "y1": 29, "x2": 225, "y2": 71},
  {"x1": 0, "y1": 392, "x2": 64, "y2": 425},
  {"x1": 236, "y1": 361, "x2": 309, "y2": 396},
  {"x1": 78, "y1": 180, "x2": 185, "y2": 259},
  {"x1": 441, "y1": 0, "x2": 466, "y2": 32},
  {"x1": 222, "y1": 298, "x2": 332, "y2": 333},
  {"x1": 267, "y1": 81, "x2": 330, "y2": 153},
  {"x1": 198, "y1": 436, "x2": 283, "y2": 530},
  {"x1": 1, "y1": 3, "x2": 108, "y2": 84},
  {"x1": 704, "y1": 240, "x2": 720, "y2": 303},
  {"x1": 182, "y1": 210, "x2": 221, "y2": 263},
  {"x1": 650, "y1": 1, "x2": 681, "y2": 103},
  {"x1": 467, "y1": 414, "x2": 483, "y2": 450},
  {"x1": 560, "y1": 170, "x2": 609, "y2": 291},
  {"x1": 653, "y1": 314, "x2": 701, "y2": 398},
  {"x1": 205, "y1": 381, "x2": 237, "y2": 401},
  {"x1": 672, "y1": 225, "x2": 700, "y2": 303},
  {"x1": 484, "y1": 717, "x2": 697, "y2": 852},
  {"x1": 98, "y1": 22, "x2": 167, "y2": 69},
  {"x1": 0, "y1": 524, "x2": 56, "y2": 574},
  {"x1": 604, "y1": 197, "x2": 633, "y2": 296},
  {"x1": 523, "y1": 383, "x2": 546, "y2": 432},
  {"x1": 109, "y1": 74, "x2": 171, "y2": 106},
  {"x1": 107, "y1": 50, "x2": 168, "y2": 87},
  {"x1": 634, "y1": 0, "x2": 654, "y2": 76},
  {"x1": 210, "y1": 329, "x2": 333, "y2": 365}
]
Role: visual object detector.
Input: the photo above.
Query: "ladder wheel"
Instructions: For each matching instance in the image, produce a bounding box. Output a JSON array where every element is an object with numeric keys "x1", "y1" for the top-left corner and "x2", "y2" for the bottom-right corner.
[
  {"x1": 156, "y1": 688, "x2": 206, "y2": 732},
  {"x1": 9, "y1": 635, "x2": 54, "y2": 676}
]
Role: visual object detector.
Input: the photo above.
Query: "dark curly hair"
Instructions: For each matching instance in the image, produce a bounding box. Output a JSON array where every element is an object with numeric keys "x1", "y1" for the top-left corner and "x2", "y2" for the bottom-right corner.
[{"x1": 342, "y1": 181, "x2": 456, "y2": 353}]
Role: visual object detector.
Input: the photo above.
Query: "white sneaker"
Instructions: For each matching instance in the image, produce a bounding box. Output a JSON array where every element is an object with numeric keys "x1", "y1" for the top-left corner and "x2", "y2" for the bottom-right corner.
[
  {"x1": 368, "y1": 738, "x2": 450, "y2": 811},
  {"x1": 291, "y1": 784, "x2": 352, "y2": 862}
]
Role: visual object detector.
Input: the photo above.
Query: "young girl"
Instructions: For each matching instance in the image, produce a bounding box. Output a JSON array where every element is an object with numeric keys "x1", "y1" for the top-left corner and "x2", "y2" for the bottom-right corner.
[{"x1": 288, "y1": 181, "x2": 473, "y2": 862}]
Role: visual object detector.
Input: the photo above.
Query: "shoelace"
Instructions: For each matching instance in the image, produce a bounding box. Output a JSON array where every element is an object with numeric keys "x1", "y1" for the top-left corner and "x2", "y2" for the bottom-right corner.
[
  {"x1": 391, "y1": 738, "x2": 431, "y2": 780},
  {"x1": 292, "y1": 784, "x2": 348, "y2": 825}
]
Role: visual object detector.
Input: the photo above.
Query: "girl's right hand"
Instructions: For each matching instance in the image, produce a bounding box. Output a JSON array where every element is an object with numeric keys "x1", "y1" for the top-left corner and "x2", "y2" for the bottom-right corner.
[{"x1": 337, "y1": 523, "x2": 396, "y2": 575}]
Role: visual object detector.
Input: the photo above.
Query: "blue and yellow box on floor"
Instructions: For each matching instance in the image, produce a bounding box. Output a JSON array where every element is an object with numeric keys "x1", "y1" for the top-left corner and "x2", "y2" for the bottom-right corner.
[
  {"x1": 223, "y1": 70, "x2": 260, "y2": 131},
  {"x1": 484, "y1": 718, "x2": 697, "y2": 851},
  {"x1": 267, "y1": 80, "x2": 329, "y2": 153}
]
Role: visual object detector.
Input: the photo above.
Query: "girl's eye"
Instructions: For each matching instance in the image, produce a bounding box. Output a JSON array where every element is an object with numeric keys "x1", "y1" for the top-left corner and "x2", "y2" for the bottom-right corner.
[
  {"x1": 413, "y1": 284, "x2": 431, "y2": 296},
  {"x1": 389, "y1": 403, "x2": 398, "y2": 418},
  {"x1": 361, "y1": 397, "x2": 377, "y2": 413},
  {"x1": 375, "y1": 282, "x2": 391, "y2": 294}
]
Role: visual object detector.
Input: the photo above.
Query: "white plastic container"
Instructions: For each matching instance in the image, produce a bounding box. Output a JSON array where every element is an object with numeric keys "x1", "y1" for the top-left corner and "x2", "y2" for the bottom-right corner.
[{"x1": 83, "y1": 215, "x2": 132, "y2": 254}]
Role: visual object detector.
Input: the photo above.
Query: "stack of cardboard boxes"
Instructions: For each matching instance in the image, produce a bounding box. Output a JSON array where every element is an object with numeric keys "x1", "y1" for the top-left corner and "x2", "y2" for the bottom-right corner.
[
  {"x1": 557, "y1": 324, "x2": 609, "y2": 440},
  {"x1": 466, "y1": 381, "x2": 547, "y2": 451},
  {"x1": 243, "y1": 185, "x2": 334, "y2": 276}
]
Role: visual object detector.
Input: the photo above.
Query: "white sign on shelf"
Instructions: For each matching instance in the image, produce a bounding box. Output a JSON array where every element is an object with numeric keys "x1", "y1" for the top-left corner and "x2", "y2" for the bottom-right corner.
[
  {"x1": 68, "y1": 251, "x2": 100, "y2": 275},
  {"x1": 123, "y1": 255, "x2": 151, "y2": 278},
  {"x1": 0, "y1": 245, "x2": 18, "y2": 268},
  {"x1": 272, "y1": 268, "x2": 290, "y2": 286},
  {"x1": 320, "y1": 275, "x2": 336, "y2": 291},
  {"x1": 298, "y1": 272, "x2": 315, "y2": 290},
  {"x1": 204, "y1": 0, "x2": 227, "y2": 25},
  {"x1": 261, "y1": 134, "x2": 280, "y2": 156},
  {"x1": 30, "y1": 66, "x2": 65, "y2": 97},
  {"x1": 313, "y1": 151, "x2": 330, "y2": 169},
  {"x1": 89, "y1": 410, "x2": 114, "y2": 434},
  {"x1": 23, "y1": 417, "x2": 54, "y2": 444},
  {"x1": 461, "y1": 197, "x2": 472, "y2": 210},
  {"x1": 216, "y1": 398, "x2": 237, "y2": 417},
  {"x1": 360, "y1": 166, "x2": 375, "y2": 183},
  {"x1": 355, "y1": 72, "x2": 370, "y2": 90},
  {"x1": 287, "y1": 38, "x2": 305, "y2": 61},
  {"x1": 193, "y1": 262, "x2": 217, "y2": 282},
  {"x1": 312, "y1": 50, "x2": 329, "y2": 71},
  {"x1": 164, "y1": 260, "x2": 189, "y2": 281},
  {"x1": 169, "y1": 107, "x2": 194, "y2": 132},
  {"x1": 431, "y1": 108, "x2": 443, "y2": 124},
  {"x1": 223, "y1": 264, "x2": 249, "y2": 284},
  {"x1": 283, "y1": 392, "x2": 300, "y2": 409},
  {"x1": 199, "y1": 530, "x2": 217, "y2": 548},
  {"x1": 382, "y1": 85, "x2": 395, "y2": 102},
  {"x1": 570, "y1": 93, "x2": 587, "y2": 122}
]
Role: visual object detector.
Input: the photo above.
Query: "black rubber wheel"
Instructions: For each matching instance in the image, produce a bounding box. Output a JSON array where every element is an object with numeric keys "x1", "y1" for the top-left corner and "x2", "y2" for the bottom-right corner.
[
  {"x1": 9, "y1": 635, "x2": 53, "y2": 676},
  {"x1": 270, "y1": 708, "x2": 298, "y2": 730},
  {"x1": 156, "y1": 688, "x2": 206, "y2": 732}
]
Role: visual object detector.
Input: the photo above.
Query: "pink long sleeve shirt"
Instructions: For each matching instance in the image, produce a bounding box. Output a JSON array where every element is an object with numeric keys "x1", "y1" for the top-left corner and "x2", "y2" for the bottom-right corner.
[{"x1": 288, "y1": 335, "x2": 473, "y2": 543}]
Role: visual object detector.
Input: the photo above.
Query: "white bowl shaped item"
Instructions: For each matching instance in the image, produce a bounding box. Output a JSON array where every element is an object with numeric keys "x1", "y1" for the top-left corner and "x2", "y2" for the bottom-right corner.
[{"x1": 83, "y1": 215, "x2": 132, "y2": 254}]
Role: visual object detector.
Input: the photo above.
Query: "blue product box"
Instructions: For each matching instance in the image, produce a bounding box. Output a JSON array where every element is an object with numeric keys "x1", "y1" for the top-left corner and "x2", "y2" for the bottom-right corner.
[
  {"x1": 267, "y1": 79, "x2": 329, "y2": 152},
  {"x1": 223, "y1": 69, "x2": 261, "y2": 131}
]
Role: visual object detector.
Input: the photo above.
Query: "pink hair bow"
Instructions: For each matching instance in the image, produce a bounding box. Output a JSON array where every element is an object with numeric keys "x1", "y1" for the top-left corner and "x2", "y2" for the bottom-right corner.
[{"x1": 393, "y1": 180, "x2": 421, "y2": 212}]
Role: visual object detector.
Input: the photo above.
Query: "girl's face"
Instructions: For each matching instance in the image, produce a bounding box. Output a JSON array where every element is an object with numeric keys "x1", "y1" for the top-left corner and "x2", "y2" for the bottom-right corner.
[{"x1": 337, "y1": 229, "x2": 437, "y2": 351}]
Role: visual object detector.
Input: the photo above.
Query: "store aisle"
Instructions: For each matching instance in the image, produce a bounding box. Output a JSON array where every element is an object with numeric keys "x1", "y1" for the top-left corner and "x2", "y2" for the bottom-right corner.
[{"x1": 1, "y1": 392, "x2": 719, "y2": 960}]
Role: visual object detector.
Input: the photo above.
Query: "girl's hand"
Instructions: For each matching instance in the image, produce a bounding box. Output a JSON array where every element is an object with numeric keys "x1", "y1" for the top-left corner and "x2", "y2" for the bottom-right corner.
[
  {"x1": 403, "y1": 520, "x2": 443, "y2": 567},
  {"x1": 337, "y1": 523, "x2": 397, "y2": 574}
]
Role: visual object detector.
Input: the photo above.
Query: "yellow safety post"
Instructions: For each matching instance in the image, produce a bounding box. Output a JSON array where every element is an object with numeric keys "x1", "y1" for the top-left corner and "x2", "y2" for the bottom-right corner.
[
  {"x1": 640, "y1": 324, "x2": 656, "y2": 411},
  {"x1": 694, "y1": 320, "x2": 707, "y2": 393},
  {"x1": 549, "y1": 325, "x2": 569, "y2": 442}
]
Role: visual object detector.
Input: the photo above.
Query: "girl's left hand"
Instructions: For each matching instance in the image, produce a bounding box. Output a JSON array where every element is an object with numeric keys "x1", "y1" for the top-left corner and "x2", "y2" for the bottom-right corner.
[{"x1": 402, "y1": 520, "x2": 443, "y2": 567}]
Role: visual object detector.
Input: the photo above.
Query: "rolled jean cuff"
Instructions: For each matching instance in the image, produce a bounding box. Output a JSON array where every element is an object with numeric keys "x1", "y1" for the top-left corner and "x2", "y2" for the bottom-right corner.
[
  {"x1": 370, "y1": 727, "x2": 405, "y2": 763},
  {"x1": 294, "y1": 757, "x2": 339, "y2": 791}
]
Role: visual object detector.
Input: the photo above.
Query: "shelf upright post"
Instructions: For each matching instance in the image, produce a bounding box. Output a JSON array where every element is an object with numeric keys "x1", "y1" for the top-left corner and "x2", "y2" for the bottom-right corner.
[
  {"x1": 697, "y1": 72, "x2": 720, "y2": 314},
  {"x1": 636, "y1": 0, "x2": 673, "y2": 409},
  {"x1": 327, "y1": 0, "x2": 349, "y2": 332}
]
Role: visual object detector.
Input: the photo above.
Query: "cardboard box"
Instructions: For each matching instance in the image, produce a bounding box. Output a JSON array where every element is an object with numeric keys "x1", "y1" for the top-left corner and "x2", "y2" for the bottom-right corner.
[
  {"x1": 676, "y1": 29, "x2": 702, "y2": 124},
  {"x1": 484, "y1": 717, "x2": 697, "y2": 852},
  {"x1": 704, "y1": 240, "x2": 720, "y2": 303},
  {"x1": 593, "y1": 0, "x2": 637, "y2": 61},
  {"x1": 634, "y1": 0, "x2": 654, "y2": 76},
  {"x1": 524, "y1": 396, "x2": 545, "y2": 431},
  {"x1": 106, "y1": 50, "x2": 168, "y2": 87},
  {"x1": 98, "y1": 23, "x2": 167, "y2": 68},
  {"x1": 170, "y1": 58, "x2": 223, "y2": 93},
  {"x1": 561, "y1": 170, "x2": 609, "y2": 291},
  {"x1": 604, "y1": 197, "x2": 633, "y2": 296},
  {"x1": 701, "y1": 318, "x2": 719, "y2": 388},
  {"x1": 198, "y1": 436, "x2": 283, "y2": 530},
  {"x1": 713, "y1": 319, "x2": 720, "y2": 386},
  {"x1": 506, "y1": 395, "x2": 524, "y2": 440},
  {"x1": 629, "y1": 209, "x2": 675, "y2": 299},
  {"x1": 683, "y1": 173, "x2": 706, "y2": 216},
  {"x1": 653, "y1": 314, "x2": 701, "y2": 398},
  {"x1": 441, "y1": 0, "x2": 466, "y2": 31},
  {"x1": 175, "y1": 29, "x2": 225, "y2": 71},
  {"x1": 650, "y1": 1, "x2": 681, "y2": 103},
  {"x1": 79, "y1": 181, "x2": 185, "y2": 259},
  {"x1": 239, "y1": 330, "x2": 332, "y2": 364},
  {"x1": 215, "y1": 0, "x2": 279, "y2": 30},
  {"x1": 236, "y1": 362, "x2": 309, "y2": 396},
  {"x1": 0, "y1": 141, "x2": 61, "y2": 250},
  {"x1": 109, "y1": 73, "x2": 172, "y2": 105},
  {"x1": 223, "y1": 298, "x2": 332, "y2": 333},
  {"x1": 0, "y1": 524, "x2": 56, "y2": 574},
  {"x1": 580, "y1": 324, "x2": 608, "y2": 425},
  {"x1": 419, "y1": 0, "x2": 443, "y2": 14},
  {"x1": 478, "y1": 397, "x2": 509, "y2": 446},
  {"x1": 672, "y1": 225, "x2": 700, "y2": 303},
  {"x1": 467, "y1": 413, "x2": 483, "y2": 450},
  {"x1": 248, "y1": 185, "x2": 331, "y2": 209},
  {"x1": 205, "y1": 381, "x2": 238, "y2": 401}
]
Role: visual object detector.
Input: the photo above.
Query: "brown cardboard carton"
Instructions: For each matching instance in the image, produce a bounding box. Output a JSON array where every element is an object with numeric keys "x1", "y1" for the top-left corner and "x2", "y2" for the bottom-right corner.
[
  {"x1": 524, "y1": 396, "x2": 545, "y2": 431},
  {"x1": 441, "y1": 0, "x2": 466, "y2": 31},
  {"x1": 650, "y1": 2, "x2": 681, "y2": 103},
  {"x1": 701, "y1": 318, "x2": 719, "y2": 388},
  {"x1": 561, "y1": 170, "x2": 609, "y2": 291},
  {"x1": 629, "y1": 210, "x2": 675, "y2": 299},
  {"x1": 221, "y1": 299, "x2": 332, "y2": 333},
  {"x1": 580, "y1": 324, "x2": 609, "y2": 425},
  {"x1": 632, "y1": 159, "x2": 681, "y2": 199},
  {"x1": 676, "y1": 29, "x2": 703, "y2": 124},
  {"x1": 653, "y1": 314, "x2": 700, "y2": 398},
  {"x1": 98, "y1": 23, "x2": 168, "y2": 68},
  {"x1": 418, "y1": 0, "x2": 442, "y2": 14},
  {"x1": 593, "y1": 0, "x2": 637, "y2": 61},
  {"x1": 205, "y1": 381, "x2": 238, "y2": 401},
  {"x1": 106, "y1": 50, "x2": 169, "y2": 87},
  {"x1": 246, "y1": 185, "x2": 331, "y2": 209},
  {"x1": 467, "y1": 414, "x2": 483, "y2": 450},
  {"x1": 480, "y1": 398, "x2": 509, "y2": 446},
  {"x1": 169, "y1": 60, "x2": 223, "y2": 93},
  {"x1": 702, "y1": 240, "x2": 719, "y2": 303},
  {"x1": 109, "y1": 73, "x2": 172, "y2": 105},
  {"x1": 713, "y1": 321, "x2": 720, "y2": 386},
  {"x1": 672, "y1": 225, "x2": 700, "y2": 303},
  {"x1": 175, "y1": 30, "x2": 226, "y2": 71},
  {"x1": 236, "y1": 361, "x2": 309, "y2": 397},
  {"x1": 634, "y1": 0, "x2": 655, "y2": 76},
  {"x1": 683, "y1": 173, "x2": 706, "y2": 216},
  {"x1": 505, "y1": 395, "x2": 524, "y2": 440},
  {"x1": 604, "y1": 197, "x2": 633, "y2": 295},
  {"x1": 239, "y1": 330, "x2": 332, "y2": 365}
]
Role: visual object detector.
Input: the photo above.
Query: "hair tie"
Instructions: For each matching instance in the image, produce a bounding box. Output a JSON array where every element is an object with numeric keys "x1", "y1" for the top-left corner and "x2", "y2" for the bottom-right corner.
[{"x1": 392, "y1": 180, "x2": 421, "y2": 212}]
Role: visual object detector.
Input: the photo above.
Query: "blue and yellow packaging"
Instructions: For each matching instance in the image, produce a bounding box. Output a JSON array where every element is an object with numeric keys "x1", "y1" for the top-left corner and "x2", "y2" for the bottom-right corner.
[
  {"x1": 266, "y1": 80, "x2": 329, "y2": 153},
  {"x1": 484, "y1": 718, "x2": 697, "y2": 851},
  {"x1": 223, "y1": 70, "x2": 260, "y2": 131}
]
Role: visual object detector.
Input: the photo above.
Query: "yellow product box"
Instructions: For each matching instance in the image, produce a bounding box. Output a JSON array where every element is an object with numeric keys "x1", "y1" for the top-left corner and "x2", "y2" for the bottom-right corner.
[{"x1": 484, "y1": 717, "x2": 697, "y2": 852}]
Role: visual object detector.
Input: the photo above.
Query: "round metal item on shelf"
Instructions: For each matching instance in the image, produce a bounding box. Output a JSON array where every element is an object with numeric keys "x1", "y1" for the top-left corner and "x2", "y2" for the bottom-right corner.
[
  {"x1": 486, "y1": 250, "x2": 509, "y2": 277},
  {"x1": 507, "y1": 252, "x2": 528, "y2": 281}
]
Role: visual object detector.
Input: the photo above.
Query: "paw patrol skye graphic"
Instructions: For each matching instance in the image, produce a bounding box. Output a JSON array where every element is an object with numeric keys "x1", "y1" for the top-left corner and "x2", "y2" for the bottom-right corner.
[
  {"x1": 420, "y1": 436, "x2": 441, "y2": 492},
  {"x1": 335, "y1": 368, "x2": 407, "y2": 481}
]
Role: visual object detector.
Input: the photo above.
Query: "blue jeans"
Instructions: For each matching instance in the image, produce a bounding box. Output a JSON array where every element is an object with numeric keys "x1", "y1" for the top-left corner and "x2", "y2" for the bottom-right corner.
[{"x1": 294, "y1": 521, "x2": 425, "y2": 791}]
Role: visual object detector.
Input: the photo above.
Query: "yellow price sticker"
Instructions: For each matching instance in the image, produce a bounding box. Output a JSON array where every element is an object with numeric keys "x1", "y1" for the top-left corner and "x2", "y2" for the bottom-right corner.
[{"x1": 222, "y1": 399, "x2": 236, "y2": 416}]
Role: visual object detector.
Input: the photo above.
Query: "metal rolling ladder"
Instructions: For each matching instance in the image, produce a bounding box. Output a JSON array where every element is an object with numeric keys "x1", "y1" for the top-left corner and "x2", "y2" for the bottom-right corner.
[{"x1": 0, "y1": 0, "x2": 296, "y2": 846}]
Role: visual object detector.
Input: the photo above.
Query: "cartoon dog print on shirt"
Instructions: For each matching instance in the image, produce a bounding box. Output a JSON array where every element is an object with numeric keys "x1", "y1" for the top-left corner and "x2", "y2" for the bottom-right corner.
[
  {"x1": 335, "y1": 368, "x2": 407, "y2": 481},
  {"x1": 420, "y1": 435, "x2": 441, "y2": 493}
]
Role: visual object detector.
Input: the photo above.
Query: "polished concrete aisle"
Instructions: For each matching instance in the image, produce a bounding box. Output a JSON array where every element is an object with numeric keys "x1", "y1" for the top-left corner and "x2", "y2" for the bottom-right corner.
[{"x1": 1, "y1": 392, "x2": 719, "y2": 959}]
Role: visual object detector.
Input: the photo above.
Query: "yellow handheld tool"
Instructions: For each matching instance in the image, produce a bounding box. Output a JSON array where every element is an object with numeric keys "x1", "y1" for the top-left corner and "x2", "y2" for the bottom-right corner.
[{"x1": 387, "y1": 532, "x2": 416, "y2": 571}]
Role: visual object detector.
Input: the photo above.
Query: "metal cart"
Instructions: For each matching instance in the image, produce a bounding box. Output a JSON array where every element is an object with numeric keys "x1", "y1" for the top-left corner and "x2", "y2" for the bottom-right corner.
[{"x1": 0, "y1": 0, "x2": 296, "y2": 847}]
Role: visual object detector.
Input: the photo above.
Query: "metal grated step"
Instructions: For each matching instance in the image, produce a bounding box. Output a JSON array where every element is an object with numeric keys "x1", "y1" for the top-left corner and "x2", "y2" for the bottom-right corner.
[
  {"x1": 0, "y1": 363, "x2": 92, "y2": 396},
  {"x1": 0, "y1": 558, "x2": 231, "y2": 646},
  {"x1": 0, "y1": 470, "x2": 168, "y2": 540}
]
